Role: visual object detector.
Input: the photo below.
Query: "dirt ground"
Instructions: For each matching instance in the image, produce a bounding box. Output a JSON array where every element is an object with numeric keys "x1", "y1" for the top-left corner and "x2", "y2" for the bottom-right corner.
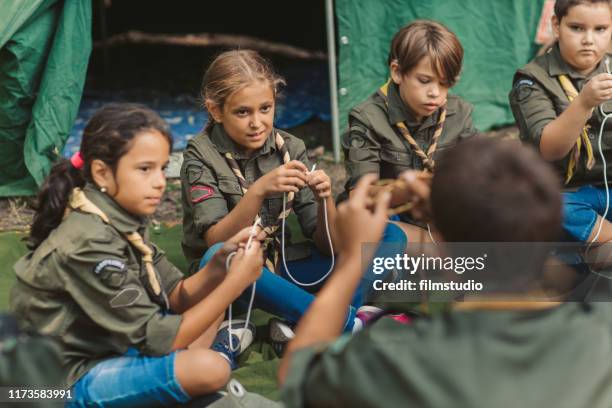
[{"x1": 0, "y1": 124, "x2": 518, "y2": 233}]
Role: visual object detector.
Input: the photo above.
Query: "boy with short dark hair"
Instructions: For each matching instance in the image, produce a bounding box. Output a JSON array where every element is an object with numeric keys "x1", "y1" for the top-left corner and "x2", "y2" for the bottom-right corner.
[
  {"x1": 278, "y1": 138, "x2": 612, "y2": 407},
  {"x1": 510, "y1": 0, "x2": 612, "y2": 244}
]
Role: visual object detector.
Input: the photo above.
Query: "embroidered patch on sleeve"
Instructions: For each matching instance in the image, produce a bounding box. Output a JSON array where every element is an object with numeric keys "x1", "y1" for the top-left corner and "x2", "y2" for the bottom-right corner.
[
  {"x1": 93, "y1": 259, "x2": 127, "y2": 287},
  {"x1": 190, "y1": 185, "x2": 214, "y2": 204},
  {"x1": 513, "y1": 79, "x2": 536, "y2": 102},
  {"x1": 515, "y1": 78, "x2": 534, "y2": 88},
  {"x1": 94, "y1": 259, "x2": 126, "y2": 275}
]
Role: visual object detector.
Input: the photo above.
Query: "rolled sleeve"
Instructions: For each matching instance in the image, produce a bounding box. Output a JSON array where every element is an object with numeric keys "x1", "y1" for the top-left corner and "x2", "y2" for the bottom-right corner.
[
  {"x1": 151, "y1": 242, "x2": 185, "y2": 294},
  {"x1": 143, "y1": 312, "x2": 182, "y2": 355},
  {"x1": 342, "y1": 116, "x2": 381, "y2": 191},
  {"x1": 62, "y1": 238, "x2": 183, "y2": 356},
  {"x1": 509, "y1": 77, "x2": 557, "y2": 148}
]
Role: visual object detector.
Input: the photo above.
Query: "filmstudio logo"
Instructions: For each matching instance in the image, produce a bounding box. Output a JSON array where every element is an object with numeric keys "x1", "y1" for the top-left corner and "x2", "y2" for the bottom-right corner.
[{"x1": 372, "y1": 253, "x2": 488, "y2": 275}]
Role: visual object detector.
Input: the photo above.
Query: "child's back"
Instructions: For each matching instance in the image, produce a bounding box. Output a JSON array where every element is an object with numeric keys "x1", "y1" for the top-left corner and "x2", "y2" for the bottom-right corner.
[{"x1": 281, "y1": 138, "x2": 612, "y2": 407}]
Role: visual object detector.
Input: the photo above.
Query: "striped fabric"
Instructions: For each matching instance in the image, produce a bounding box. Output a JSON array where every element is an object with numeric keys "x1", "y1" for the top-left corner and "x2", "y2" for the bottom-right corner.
[
  {"x1": 379, "y1": 79, "x2": 446, "y2": 172},
  {"x1": 557, "y1": 74, "x2": 595, "y2": 185},
  {"x1": 224, "y1": 132, "x2": 294, "y2": 272},
  {"x1": 65, "y1": 188, "x2": 168, "y2": 308}
]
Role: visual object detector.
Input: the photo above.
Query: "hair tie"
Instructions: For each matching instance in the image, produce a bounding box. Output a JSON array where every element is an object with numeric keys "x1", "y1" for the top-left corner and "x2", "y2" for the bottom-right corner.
[{"x1": 70, "y1": 152, "x2": 84, "y2": 170}]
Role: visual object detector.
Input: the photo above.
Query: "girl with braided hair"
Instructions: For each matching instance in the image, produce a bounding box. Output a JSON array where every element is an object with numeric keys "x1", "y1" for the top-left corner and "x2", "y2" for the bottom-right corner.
[{"x1": 181, "y1": 50, "x2": 406, "y2": 340}]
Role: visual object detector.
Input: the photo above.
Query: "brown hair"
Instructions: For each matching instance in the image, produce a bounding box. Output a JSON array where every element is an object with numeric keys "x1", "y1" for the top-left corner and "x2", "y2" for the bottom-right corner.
[
  {"x1": 29, "y1": 103, "x2": 172, "y2": 249},
  {"x1": 431, "y1": 137, "x2": 562, "y2": 242},
  {"x1": 388, "y1": 20, "x2": 464, "y2": 87},
  {"x1": 201, "y1": 50, "x2": 286, "y2": 133},
  {"x1": 554, "y1": 0, "x2": 612, "y2": 19}
]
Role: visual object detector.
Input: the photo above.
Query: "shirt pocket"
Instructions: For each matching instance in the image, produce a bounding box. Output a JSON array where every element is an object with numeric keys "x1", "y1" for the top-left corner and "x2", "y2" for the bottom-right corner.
[
  {"x1": 217, "y1": 177, "x2": 243, "y2": 209},
  {"x1": 380, "y1": 145, "x2": 414, "y2": 176}
]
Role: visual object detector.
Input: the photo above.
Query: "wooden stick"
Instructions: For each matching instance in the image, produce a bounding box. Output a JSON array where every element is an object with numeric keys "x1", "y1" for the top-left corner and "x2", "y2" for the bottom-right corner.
[{"x1": 93, "y1": 30, "x2": 327, "y2": 60}]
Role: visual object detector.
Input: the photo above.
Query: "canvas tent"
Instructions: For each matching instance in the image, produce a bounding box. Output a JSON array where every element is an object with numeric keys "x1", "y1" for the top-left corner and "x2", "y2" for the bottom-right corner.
[
  {"x1": 0, "y1": 0, "x2": 91, "y2": 197},
  {"x1": 335, "y1": 0, "x2": 547, "y2": 132},
  {"x1": 0, "y1": 0, "x2": 547, "y2": 196}
]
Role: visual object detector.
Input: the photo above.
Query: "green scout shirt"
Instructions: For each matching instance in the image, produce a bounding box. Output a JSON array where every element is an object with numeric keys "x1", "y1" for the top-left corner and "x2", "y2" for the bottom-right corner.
[
  {"x1": 509, "y1": 44, "x2": 612, "y2": 189},
  {"x1": 342, "y1": 82, "x2": 478, "y2": 221},
  {"x1": 283, "y1": 303, "x2": 612, "y2": 408},
  {"x1": 181, "y1": 124, "x2": 318, "y2": 273},
  {"x1": 9, "y1": 184, "x2": 184, "y2": 387}
]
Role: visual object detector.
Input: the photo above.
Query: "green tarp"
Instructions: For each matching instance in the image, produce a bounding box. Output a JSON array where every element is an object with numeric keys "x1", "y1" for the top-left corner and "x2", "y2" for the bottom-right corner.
[
  {"x1": 0, "y1": 0, "x2": 91, "y2": 197},
  {"x1": 336, "y1": 0, "x2": 546, "y2": 132}
]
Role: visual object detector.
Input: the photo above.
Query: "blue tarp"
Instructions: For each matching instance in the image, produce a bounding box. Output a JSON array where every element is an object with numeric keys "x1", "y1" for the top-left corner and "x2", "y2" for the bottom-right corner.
[{"x1": 64, "y1": 62, "x2": 331, "y2": 156}]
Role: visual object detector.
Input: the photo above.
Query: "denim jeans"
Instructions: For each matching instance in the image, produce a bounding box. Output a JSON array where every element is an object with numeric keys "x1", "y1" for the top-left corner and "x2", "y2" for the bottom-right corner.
[
  {"x1": 200, "y1": 222, "x2": 408, "y2": 332},
  {"x1": 563, "y1": 185, "x2": 612, "y2": 241},
  {"x1": 69, "y1": 348, "x2": 190, "y2": 407}
]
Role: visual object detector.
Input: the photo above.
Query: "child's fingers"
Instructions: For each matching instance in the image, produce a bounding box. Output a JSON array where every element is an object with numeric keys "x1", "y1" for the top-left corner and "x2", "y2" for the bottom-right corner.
[
  {"x1": 280, "y1": 176, "x2": 306, "y2": 188},
  {"x1": 315, "y1": 181, "x2": 331, "y2": 193},
  {"x1": 374, "y1": 191, "x2": 391, "y2": 219},
  {"x1": 245, "y1": 239, "x2": 261, "y2": 254},
  {"x1": 282, "y1": 168, "x2": 309, "y2": 181},
  {"x1": 285, "y1": 160, "x2": 309, "y2": 173},
  {"x1": 308, "y1": 169, "x2": 327, "y2": 178},
  {"x1": 277, "y1": 184, "x2": 299, "y2": 193},
  {"x1": 219, "y1": 242, "x2": 239, "y2": 257},
  {"x1": 401, "y1": 172, "x2": 431, "y2": 202},
  {"x1": 230, "y1": 226, "x2": 256, "y2": 244},
  {"x1": 308, "y1": 173, "x2": 330, "y2": 187},
  {"x1": 352, "y1": 174, "x2": 379, "y2": 203}
]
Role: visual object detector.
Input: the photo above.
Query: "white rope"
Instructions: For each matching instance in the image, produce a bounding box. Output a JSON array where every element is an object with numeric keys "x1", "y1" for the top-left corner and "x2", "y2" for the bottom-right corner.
[
  {"x1": 584, "y1": 58, "x2": 612, "y2": 282},
  {"x1": 587, "y1": 57, "x2": 612, "y2": 248},
  {"x1": 282, "y1": 164, "x2": 335, "y2": 287},
  {"x1": 225, "y1": 216, "x2": 261, "y2": 353},
  {"x1": 224, "y1": 164, "x2": 335, "y2": 352}
]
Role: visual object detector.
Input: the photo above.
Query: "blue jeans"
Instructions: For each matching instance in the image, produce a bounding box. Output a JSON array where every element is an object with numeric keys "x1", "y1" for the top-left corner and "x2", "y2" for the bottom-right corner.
[
  {"x1": 563, "y1": 185, "x2": 612, "y2": 241},
  {"x1": 69, "y1": 348, "x2": 190, "y2": 407},
  {"x1": 200, "y1": 222, "x2": 407, "y2": 332}
]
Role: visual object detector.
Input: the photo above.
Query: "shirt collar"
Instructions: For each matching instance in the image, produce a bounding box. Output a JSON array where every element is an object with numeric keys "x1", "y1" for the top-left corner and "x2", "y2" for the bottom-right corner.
[
  {"x1": 209, "y1": 123, "x2": 276, "y2": 160},
  {"x1": 548, "y1": 43, "x2": 607, "y2": 80},
  {"x1": 385, "y1": 81, "x2": 456, "y2": 130},
  {"x1": 82, "y1": 183, "x2": 146, "y2": 234}
]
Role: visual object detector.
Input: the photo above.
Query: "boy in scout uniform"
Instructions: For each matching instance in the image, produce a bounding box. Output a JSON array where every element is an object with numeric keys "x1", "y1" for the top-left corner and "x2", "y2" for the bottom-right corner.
[
  {"x1": 342, "y1": 20, "x2": 478, "y2": 241},
  {"x1": 510, "y1": 0, "x2": 612, "y2": 245},
  {"x1": 279, "y1": 138, "x2": 612, "y2": 408}
]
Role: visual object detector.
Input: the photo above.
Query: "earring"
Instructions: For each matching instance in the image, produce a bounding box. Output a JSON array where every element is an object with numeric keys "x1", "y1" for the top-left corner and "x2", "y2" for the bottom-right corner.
[{"x1": 100, "y1": 187, "x2": 107, "y2": 193}]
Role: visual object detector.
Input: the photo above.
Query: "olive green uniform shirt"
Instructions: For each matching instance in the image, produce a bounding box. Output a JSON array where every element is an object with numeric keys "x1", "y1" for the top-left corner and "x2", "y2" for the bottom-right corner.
[
  {"x1": 342, "y1": 82, "x2": 478, "y2": 221},
  {"x1": 10, "y1": 184, "x2": 184, "y2": 387},
  {"x1": 509, "y1": 44, "x2": 612, "y2": 189},
  {"x1": 181, "y1": 124, "x2": 318, "y2": 273},
  {"x1": 283, "y1": 303, "x2": 612, "y2": 408}
]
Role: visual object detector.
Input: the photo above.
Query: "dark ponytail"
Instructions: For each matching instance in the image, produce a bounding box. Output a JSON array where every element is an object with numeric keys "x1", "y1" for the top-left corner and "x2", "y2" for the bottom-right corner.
[
  {"x1": 28, "y1": 103, "x2": 172, "y2": 249},
  {"x1": 28, "y1": 160, "x2": 85, "y2": 249}
]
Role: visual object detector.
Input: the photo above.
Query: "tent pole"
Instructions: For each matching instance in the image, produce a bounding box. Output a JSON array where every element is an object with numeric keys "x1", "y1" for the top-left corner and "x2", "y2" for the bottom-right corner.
[{"x1": 325, "y1": 0, "x2": 341, "y2": 163}]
